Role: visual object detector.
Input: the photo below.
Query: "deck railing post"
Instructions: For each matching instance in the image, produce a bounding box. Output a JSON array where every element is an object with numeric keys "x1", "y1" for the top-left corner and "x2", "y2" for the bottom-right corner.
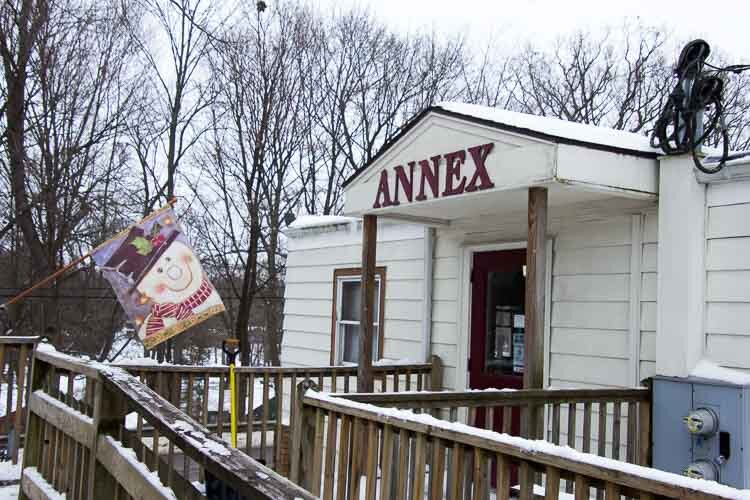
[
  {"x1": 429, "y1": 355, "x2": 443, "y2": 392},
  {"x1": 638, "y1": 383, "x2": 653, "y2": 466},
  {"x1": 18, "y1": 353, "x2": 50, "y2": 500},
  {"x1": 290, "y1": 379, "x2": 317, "y2": 488},
  {"x1": 11, "y1": 344, "x2": 29, "y2": 463},
  {"x1": 88, "y1": 378, "x2": 129, "y2": 500}
]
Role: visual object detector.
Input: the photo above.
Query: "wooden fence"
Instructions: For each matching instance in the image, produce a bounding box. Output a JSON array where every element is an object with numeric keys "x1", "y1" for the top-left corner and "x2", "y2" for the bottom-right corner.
[
  {"x1": 0, "y1": 336, "x2": 39, "y2": 463},
  {"x1": 117, "y1": 356, "x2": 441, "y2": 473},
  {"x1": 291, "y1": 382, "x2": 741, "y2": 500},
  {"x1": 338, "y1": 387, "x2": 652, "y2": 467},
  {"x1": 20, "y1": 348, "x2": 316, "y2": 500}
]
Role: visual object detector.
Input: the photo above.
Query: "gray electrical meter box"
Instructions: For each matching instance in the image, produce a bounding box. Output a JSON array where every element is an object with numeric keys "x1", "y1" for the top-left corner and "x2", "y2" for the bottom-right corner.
[{"x1": 652, "y1": 375, "x2": 750, "y2": 488}]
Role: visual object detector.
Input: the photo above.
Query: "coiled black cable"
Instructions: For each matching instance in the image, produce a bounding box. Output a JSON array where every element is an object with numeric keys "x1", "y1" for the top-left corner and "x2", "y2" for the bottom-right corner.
[{"x1": 650, "y1": 40, "x2": 741, "y2": 174}]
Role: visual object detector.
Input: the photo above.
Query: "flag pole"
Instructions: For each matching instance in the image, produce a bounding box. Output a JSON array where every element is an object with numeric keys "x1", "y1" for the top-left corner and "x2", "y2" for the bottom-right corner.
[
  {"x1": 222, "y1": 338, "x2": 241, "y2": 448},
  {"x1": 1, "y1": 197, "x2": 178, "y2": 309}
]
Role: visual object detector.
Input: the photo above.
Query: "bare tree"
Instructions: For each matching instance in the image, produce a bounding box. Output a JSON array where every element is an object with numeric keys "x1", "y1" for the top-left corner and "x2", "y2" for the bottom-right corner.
[
  {"x1": 503, "y1": 24, "x2": 673, "y2": 133},
  {"x1": 297, "y1": 10, "x2": 465, "y2": 216},
  {"x1": 0, "y1": 0, "x2": 142, "y2": 348},
  {"x1": 124, "y1": 0, "x2": 218, "y2": 361}
]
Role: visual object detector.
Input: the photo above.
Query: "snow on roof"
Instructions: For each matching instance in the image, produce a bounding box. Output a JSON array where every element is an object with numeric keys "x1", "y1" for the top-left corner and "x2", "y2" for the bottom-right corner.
[
  {"x1": 288, "y1": 215, "x2": 357, "y2": 230},
  {"x1": 690, "y1": 359, "x2": 750, "y2": 386},
  {"x1": 436, "y1": 102, "x2": 660, "y2": 155}
]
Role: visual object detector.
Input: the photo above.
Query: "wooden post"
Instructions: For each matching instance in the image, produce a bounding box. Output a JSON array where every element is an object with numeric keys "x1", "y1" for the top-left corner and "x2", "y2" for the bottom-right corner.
[
  {"x1": 290, "y1": 379, "x2": 317, "y2": 487},
  {"x1": 523, "y1": 187, "x2": 547, "y2": 440},
  {"x1": 358, "y1": 215, "x2": 377, "y2": 393},
  {"x1": 88, "y1": 378, "x2": 128, "y2": 500},
  {"x1": 18, "y1": 355, "x2": 51, "y2": 500},
  {"x1": 429, "y1": 355, "x2": 442, "y2": 392},
  {"x1": 12, "y1": 344, "x2": 28, "y2": 463}
]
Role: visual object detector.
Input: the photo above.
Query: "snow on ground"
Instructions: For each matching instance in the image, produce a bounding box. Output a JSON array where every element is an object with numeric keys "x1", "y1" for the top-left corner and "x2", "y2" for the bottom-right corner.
[
  {"x1": 0, "y1": 383, "x2": 22, "y2": 418},
  {"x1": 436, "y1": 102, "x2": 659, "y2": 154},
  {"x1": 0, "y1": 452, "x2": 21, "y2": 482},
  {"x1": 0, "y1": 485, "x2": 18, "y2": 500},
  {"x1": 0, "y1": 450, "x2": 22, "y2": 500}
]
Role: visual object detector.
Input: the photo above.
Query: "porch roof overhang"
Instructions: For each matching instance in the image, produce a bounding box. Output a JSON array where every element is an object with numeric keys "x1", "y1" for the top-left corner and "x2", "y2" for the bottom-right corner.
[{"x1": 342, "y1": 103, "x2": 660, "y2": 225}]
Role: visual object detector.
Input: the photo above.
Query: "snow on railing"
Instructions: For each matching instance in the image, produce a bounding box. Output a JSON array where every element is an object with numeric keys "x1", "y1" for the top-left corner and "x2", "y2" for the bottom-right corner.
[
  {"x1": 19, "y1": 348, "x2": 316, "y2": 500},
  {"x1": 337, "y1": 386, "x2": 652, "y2": 467},
  {"x1": 115, "y1": 355, "x2": 441, "y2": 473},
  {"x1": 0, "y1": 336, "x2": 39, "y2": 464},
  {"x1": 293, "y1": 384, "x2": 750, "y2": 500}
]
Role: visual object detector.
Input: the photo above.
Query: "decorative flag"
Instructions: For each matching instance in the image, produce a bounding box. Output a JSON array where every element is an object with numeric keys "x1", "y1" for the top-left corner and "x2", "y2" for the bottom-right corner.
[{"x1": 91, "y1": 205, "x2": 225, "y2": 349}]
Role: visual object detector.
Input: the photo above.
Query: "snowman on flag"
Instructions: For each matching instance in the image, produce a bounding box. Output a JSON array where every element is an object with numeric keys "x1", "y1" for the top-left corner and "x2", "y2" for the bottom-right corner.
[{"x1": 92, "y1": 207, "x2": 225, "y2": 349}]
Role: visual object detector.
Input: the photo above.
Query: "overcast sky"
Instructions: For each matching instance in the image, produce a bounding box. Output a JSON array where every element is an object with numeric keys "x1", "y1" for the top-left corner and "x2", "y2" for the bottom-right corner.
[{"x1": 316, "y1": 0, "x2": 749, "y2": 59}]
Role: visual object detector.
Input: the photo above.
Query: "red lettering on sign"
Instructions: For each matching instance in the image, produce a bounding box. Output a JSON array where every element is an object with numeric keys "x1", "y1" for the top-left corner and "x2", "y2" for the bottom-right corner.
[
  {"x1": 371, "y1": 142, "x2": 495, "y2": 209},
  {"x1": 415, "y1": 156, "x2": 440, "y2": 201},
  {"x1": 373, "y1": 170, "x2": 393, "y2": 208},
  {"x1": 465, "y1": 143, "x2": 495, "y2": 192},
  {"x1": 392, "y1": 163, "x2": 414, "y2": 205},
  {"x1": 442, "y1": 149, "x2": 466, "y2": 196}
]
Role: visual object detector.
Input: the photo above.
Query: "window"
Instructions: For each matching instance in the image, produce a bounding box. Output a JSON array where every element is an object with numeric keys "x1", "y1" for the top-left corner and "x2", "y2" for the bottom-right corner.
[{"x1": 331, "y1": 267, "x2": 386, "y2": 365}]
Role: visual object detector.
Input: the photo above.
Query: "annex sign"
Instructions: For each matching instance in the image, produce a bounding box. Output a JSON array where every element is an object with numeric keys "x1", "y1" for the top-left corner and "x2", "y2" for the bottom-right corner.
[{"x1": 373, "y1": 142, "x2": 495, "y2": 209}]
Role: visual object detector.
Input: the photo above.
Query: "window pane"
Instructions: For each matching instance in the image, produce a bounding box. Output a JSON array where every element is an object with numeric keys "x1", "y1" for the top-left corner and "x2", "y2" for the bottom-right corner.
[
  {"x1": 341, "y1": 280, "x2": 361, "y2": 321},
  {"x1": 342, "y1": 323, "x2": 360, "y2": 363},
  {"x1": 341, "y1": 324, "x2": 379, "y2": 363}
]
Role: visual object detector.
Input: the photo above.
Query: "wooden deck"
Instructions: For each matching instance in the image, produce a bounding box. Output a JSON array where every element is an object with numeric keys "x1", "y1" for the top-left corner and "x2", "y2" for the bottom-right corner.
[{"x1": 0, "y1": 338, "x2": 746, "y2": 499}]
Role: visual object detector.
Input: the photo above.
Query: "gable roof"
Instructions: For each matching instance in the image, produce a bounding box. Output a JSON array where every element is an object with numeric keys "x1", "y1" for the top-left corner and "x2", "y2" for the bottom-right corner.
[{"x1": 342, "y1": 102, "x2": 660, "y2": 189}]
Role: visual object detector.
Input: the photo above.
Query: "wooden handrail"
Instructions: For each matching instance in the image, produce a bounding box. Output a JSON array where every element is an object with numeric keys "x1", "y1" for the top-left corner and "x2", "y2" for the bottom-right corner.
[
  {"x1": 334, "y1": 387, "x2": 650, "y2": 407},
  {"x1": 114, "y1": 362, "x2": 434, "y2": 374},
  {"x1": 101, "y1": 365, "x2": 316, "y2": 499},
  {"x1": 0, "y1": 337, "x2": 38, "y2": 463},
  {"x1": 0, "y1": 336, "x2": 40, "y2": 345},
  {"x1": 293, "y1": 387, "x2": 740, "y2": 500},
  {"x1": 20, "y1": 349, "x2": 317, "y2": 500},
  {"x1": 116, "y1": 355, "x2": 443, "y2": 472}
]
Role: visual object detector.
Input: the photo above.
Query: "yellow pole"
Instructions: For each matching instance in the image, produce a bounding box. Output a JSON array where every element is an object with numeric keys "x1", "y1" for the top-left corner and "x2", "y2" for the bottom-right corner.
[
  {"x1": 229, "y1": 362, "x2": 237, "y2": 448},
  {"x1": 222, "y1": 338, "x2": 240, "y2": 448}
]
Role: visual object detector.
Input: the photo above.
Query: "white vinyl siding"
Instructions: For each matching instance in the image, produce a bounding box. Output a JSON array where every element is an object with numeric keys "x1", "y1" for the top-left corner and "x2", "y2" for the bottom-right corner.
[
  {"x1": 704, "y1": 180, "x2": 750, "y2": 372},
  {"x1": 429, "y1": 236, "x2": 462, "y2": 390},
  {"x1": 549, "y1": 216, "x2": 634, "y2": 388},
  {"x1": 282, "y1": 222, "x2": 425, "y2": 368}
]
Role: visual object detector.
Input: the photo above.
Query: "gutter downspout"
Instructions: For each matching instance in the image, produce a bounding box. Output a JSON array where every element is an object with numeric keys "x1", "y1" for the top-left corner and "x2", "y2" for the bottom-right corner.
[{"x1": 422, "y1": 227, "x2": 435, "y2": 363}]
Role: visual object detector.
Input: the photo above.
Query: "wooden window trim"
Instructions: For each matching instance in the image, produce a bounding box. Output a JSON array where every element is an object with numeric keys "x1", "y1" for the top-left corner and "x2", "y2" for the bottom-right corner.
[{"x1": 330, "y1": 266, "x2": 387, "y2": 365}]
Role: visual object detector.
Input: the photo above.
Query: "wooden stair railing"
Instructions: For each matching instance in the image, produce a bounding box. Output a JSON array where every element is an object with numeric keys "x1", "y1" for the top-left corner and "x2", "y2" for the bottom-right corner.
[
  {"x1": 337, "y1": 386, "x2": 652, "y2": 468},
  {"x1": 291, "y1": 383, "x2": 742, "y2": 500},
  {"x1": 19, "y1": 348, "x2": 317, "y2": 500},
  {"x1": 0, "y1": 336, "x2": 40, "y2": 464},
  {"x1": 116, "y1": 355, "x2": 441, "y2": 474}
]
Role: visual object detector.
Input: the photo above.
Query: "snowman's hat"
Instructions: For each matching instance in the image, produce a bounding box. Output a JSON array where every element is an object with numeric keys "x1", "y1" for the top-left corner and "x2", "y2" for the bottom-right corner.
[{"x1": 103, "y1": 226, "x2": 180, "y2": 290}]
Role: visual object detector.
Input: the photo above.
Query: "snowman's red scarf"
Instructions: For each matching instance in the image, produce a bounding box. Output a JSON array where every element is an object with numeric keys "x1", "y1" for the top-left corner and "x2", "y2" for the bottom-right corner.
[{"x1": 145, "y1": 278, "x2": 213, "y2": 337}]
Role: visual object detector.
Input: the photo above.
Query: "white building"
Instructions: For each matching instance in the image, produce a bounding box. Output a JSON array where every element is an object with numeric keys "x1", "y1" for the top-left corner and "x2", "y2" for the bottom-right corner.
[{"x1": 281, "y1": 102, "x2": 750, "y2": 396}]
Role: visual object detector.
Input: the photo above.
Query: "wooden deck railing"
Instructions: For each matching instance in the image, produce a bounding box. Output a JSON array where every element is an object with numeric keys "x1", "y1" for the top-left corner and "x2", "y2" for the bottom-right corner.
[
  {"x1": 337, "y1": 386, "x2": 652, "y2": 467},
  {"x1": 117, "y1": 356, "x2": 441, "y2": 473},
  {"x1": 19, "y1": 348, "x2": 316, "y2": 500},
  {"x1": 0, "y1": 336, "x2": 39, "y2": 463},
  {"x1": 291, "y1": 383, "x2": 741, "y2": 500}
]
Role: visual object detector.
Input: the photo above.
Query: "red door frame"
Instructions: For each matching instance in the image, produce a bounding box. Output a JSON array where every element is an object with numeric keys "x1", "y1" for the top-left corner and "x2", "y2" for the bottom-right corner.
[
  {"x1": 469, "y1": 248, "x2": 526, "y2": 391},
  {"x1": 468, "y1": 248, "x2": 526, "y2": 490}
]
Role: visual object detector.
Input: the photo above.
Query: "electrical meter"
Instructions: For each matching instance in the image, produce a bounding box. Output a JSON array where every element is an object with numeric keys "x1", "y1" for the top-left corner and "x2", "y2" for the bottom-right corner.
[
  {"x1": 684, "y1": 460, "x2": 719, "y2": 481},
  {"x1": 683, "y1": 407, "x2": 719, "y2": 436}
]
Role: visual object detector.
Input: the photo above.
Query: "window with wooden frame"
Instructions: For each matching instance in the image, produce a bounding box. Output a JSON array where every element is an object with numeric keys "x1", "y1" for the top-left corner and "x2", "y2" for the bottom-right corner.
[{"x1": 330, "y1": 267, "x2": 386, "y2": 365}]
